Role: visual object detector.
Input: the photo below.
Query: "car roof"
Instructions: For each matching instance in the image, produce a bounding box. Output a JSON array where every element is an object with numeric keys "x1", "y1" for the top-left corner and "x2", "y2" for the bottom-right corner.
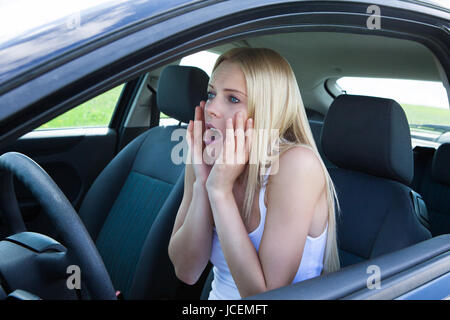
[
  {"x1": 0, "y1": 0, "x2": 448, "y2": 88},
  {"x1": 0, "y1": 0, "x2": 192, "y2": 84},
  {"x1": 408, "y1": 0, "x2": 450, "y2": 10}
]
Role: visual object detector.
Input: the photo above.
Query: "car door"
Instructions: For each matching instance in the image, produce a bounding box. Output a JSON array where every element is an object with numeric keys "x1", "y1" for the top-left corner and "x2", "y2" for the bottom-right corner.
[
  {"x1": 0, "y1": 0, "x2": 448, "y2": 301},
  {"x1": 0, "y1": 80, "x2": 146, "y2": 238}
]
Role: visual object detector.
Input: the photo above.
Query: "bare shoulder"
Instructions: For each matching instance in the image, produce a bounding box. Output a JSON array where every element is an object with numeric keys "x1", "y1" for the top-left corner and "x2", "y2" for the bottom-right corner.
[
  {"x1": 263, "y1": 145, "x2": 327, "y2": 212},
  {"x1": 269, "y1": 145, "x2": 325, "y2": 188}
]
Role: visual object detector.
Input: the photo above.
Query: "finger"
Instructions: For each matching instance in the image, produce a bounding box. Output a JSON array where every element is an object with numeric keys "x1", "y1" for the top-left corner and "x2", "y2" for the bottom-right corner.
[
  {"x1": 235, "y1": 112, "x2": 245, "y2": 164},
  {"x1": 225, "y1": 118, "x2": 235, "y2": 164},
  {"x1": 245, "y1": 118, "x2": 253, "y2": 163},
  {"x1": 193, "y1": 108, "x2": 203, "y2": 164},
  {"x1": 186, "y1": 119, "x2": 193, "y2": 145},
  {"x1": 198, "y1": 103, "x2": 204, "y2": 123},
  {"x1": 186, "y1": 120, "x2": 193, "y2": 164},
  {"x1": 197, "y1": 102, "x2": 207, "y2": 138},
  {"x1": 195, "y1": 105, "x2": 202, "y2": 123}
]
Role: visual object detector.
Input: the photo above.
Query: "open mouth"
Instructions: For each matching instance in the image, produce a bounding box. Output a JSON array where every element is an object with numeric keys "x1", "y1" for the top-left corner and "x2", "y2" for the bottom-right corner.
[{"x1": 204, "y1": 123, "x2": 222, "y2": 146}]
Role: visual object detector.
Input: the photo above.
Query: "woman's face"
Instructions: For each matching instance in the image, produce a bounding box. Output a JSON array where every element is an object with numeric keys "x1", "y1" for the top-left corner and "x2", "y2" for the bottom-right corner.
[{"x1": 203, "y1": 60, "x2": 248, "y2": 147}]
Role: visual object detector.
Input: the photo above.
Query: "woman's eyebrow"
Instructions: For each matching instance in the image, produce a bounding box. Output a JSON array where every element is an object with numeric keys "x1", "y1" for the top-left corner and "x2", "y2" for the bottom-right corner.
[
  {"x1": 208, "y1": 84, "x2": 246, "y2": 97},
  {"x1": 224, "y1": 88, "x2": 247, "y2": 97}
]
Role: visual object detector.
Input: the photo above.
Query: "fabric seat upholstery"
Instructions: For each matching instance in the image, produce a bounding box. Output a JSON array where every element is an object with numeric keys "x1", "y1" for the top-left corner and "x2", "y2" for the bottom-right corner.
[
  {"x1": 428, "y1": 142, "x2": 450, "y2": 235},
  {"x1": 412, "y1": 143, "x2": 450, "y2": 236},
  {"x1": 321, "y1": 94, "x2": 432, "y2": 268},
  {"x1": 308, "y1": 119, "x2": 335, "y2": 168},
  {"x1": 78, "y1": 65, "x2": 209, "y2": 299}
]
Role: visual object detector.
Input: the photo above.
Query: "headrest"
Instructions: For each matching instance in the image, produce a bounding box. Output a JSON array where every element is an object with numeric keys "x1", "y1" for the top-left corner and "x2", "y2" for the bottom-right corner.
[
  {"x1": 432, "y1": 143, "x2": 450, "y2": 185},
  {"x1": 321, "y1": 94, "x2": 413, "y2": 185},
  {"x1": 157, "y1": 65, "x2": 209, "y2": 124}
]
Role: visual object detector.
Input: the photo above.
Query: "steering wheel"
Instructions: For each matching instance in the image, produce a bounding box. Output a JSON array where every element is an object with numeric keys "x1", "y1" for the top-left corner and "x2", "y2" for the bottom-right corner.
[{"x1": 0, "y1": 152, "x2": 116, "y2": 300}]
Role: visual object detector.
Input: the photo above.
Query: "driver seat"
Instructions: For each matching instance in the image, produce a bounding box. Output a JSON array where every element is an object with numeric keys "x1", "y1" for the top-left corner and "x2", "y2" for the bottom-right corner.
[{"x1": 78, "y1": 65, "x2": 209, "y2": 299}]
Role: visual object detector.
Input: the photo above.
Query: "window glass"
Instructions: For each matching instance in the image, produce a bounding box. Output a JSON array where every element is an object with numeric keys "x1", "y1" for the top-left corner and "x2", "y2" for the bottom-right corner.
[
  {"x1": 36, "y1": 84, "x2": 124, "y2": 130},
  {"x1": 180, "y1": 50, "x2": 220, "y2": 77},
  {"x1": 336, "y1": 77, "x2": 450, "y2": 145}
]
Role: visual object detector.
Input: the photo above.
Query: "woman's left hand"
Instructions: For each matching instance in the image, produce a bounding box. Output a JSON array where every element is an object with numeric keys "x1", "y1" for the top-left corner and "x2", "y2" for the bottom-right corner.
[{"x1": 206, "y1": 112, "x2": 253, "y2": 194}]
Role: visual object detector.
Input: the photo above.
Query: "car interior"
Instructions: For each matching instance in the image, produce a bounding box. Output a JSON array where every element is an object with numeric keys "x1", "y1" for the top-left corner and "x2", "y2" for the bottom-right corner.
[{"x1": 0, "y1": 29, "x2": 449, "y2": 300}]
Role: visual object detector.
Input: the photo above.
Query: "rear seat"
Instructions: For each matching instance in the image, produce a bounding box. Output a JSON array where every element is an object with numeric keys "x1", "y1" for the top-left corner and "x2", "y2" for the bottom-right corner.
[{"x1": 412, "y1": 143, "x2": 450, "y2": 236}]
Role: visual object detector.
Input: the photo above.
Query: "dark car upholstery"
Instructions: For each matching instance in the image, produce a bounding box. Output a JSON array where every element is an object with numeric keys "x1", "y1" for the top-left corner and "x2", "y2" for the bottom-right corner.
[
  {"x1": 412, "y1": 143, "x2": 450, "y2": 237},
  {"x1": 321, "y1": 94, "x2": 432, "y2": 267},
  {"x1": 308, "y1": 119, "x2": 335, "y2": 169},
  {"x1": 78, "y1": 66, "x2": 209, "y2": 299}
]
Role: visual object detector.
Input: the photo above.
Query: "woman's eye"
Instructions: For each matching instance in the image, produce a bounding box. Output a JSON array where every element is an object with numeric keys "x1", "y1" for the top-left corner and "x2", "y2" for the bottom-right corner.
[
  {"x1": 230, "y1": 96, "x2": 240, "y2": 104},
  {"x1": 207, "y1": 92, "x2": 215, "y2": 100}
]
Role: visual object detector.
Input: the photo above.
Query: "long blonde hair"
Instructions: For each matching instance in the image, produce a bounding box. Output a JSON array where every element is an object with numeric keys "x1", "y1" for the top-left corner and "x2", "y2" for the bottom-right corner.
[{"x1": 212, "y1": 47, "x2": 341, "y2": 274}]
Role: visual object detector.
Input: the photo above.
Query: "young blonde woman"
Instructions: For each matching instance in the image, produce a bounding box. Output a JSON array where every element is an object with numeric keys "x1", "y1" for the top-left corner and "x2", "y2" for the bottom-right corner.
[{"x1": 168, "y1": 48, "x2": 340, "y2": 300}]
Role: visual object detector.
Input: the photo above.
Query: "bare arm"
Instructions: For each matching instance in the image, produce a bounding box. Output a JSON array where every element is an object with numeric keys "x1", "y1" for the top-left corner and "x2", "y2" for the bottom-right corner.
[
  {"x1": 170, "y1": 163, "x2": 195, "y2": 238},
  {"x1": 168, "y1": 103, "x2": 214, "y2": 285},
  {"x1": 168, "y1": 166, "x2": 214, "y2": 285},
  {"x1": 207, "y1": 146, "x2": 326, "y2": 297}
]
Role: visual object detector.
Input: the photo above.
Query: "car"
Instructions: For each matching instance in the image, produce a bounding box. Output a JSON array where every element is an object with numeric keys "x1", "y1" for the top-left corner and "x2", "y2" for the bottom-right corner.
[{"x1": 0, "y1": 0, "x2": 449, "y2": 301}]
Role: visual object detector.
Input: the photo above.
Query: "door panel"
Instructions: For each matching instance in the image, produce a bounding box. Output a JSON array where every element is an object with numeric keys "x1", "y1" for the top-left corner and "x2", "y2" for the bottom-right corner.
[
  {"x1": 0, "y1": 128, "x2": 117, "y2": 238},
  {"x1": 246, "y1": 235, "x2": 450, "y2": 300}
]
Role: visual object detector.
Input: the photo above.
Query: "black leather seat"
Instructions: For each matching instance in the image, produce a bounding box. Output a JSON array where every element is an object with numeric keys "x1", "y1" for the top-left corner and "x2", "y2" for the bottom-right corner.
[
  {"x1": 78, "y1": 65, "x2": 209, "y2": 299},
  {"x1": 321, "y1": 94, "x2": 432, "y2": 267}
]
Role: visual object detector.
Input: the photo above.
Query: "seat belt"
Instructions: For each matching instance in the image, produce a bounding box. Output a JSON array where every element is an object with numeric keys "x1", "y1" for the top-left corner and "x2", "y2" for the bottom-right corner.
[{"x1": 147, "y1": 84, "x2": 160, "y2": 128}]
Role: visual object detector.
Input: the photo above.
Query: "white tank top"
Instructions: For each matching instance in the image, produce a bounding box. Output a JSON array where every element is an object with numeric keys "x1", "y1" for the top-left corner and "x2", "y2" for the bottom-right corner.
[{"x1": 208, "y1": 166, "x2": 328, "y2": 300}]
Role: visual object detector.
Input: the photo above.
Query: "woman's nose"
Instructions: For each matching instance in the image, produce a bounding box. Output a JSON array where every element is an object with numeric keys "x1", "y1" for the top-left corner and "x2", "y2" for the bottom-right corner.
[{"x1": 205, "y1": 99, "x2": 221, "y2": 119}]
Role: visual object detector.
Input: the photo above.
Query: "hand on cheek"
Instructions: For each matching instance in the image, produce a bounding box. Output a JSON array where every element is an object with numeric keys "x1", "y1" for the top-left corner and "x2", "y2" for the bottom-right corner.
[{"x1": 206, "y1": 111, "x2": 253, "y2": 194}]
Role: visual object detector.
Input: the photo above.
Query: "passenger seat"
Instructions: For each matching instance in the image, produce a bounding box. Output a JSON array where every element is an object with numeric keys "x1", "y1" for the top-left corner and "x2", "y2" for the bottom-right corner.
[
  {"x1": 308, "y1": 119, "x2": 335, "y2": 168},
  {"x1": 413, "y1": 143, "x2": 450, "y2": 236},
  {"x1": 321, "y1": 94, "x2": 432, "y2": 267}
]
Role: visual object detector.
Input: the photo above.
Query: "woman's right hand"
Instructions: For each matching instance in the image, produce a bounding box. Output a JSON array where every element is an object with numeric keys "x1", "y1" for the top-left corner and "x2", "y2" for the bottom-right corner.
[{"x1": 186, "y1": 101, "x2": 212, "y2": 184}]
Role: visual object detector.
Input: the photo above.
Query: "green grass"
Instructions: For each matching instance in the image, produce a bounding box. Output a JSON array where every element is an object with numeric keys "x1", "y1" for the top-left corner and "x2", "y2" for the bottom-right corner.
[
  {"x1": 37, "y1": 85, "x2": 125, "y2": 130},
  {"x1": 37, "y1": 84, "x2": 172, "y2": 130},
  {"x1": 401, "y1": 103, "x2": 450, "y2": 127},
  {"x1": 36, "y1": 87, "x2": 450, "y2": 133}
]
